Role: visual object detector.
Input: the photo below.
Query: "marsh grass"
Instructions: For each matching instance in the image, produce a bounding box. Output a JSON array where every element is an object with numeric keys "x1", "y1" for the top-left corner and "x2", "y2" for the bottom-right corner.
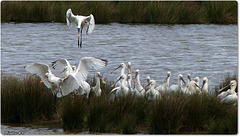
[
  {"x1": 1, "y1": 74, "x2": 55, "y2": 123},
  {"x1": 1, "y1": 1, "x2": 237, "y2": 24},
  {"x1": 1, "y1": 74, "x2": 238, "y2": 134}
]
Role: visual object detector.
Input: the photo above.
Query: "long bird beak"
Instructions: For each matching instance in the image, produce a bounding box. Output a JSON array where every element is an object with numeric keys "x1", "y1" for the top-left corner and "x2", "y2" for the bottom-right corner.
[
  {"x1": 195, "y1": 83, "x2": 202, "y2": 90},
  {"x1": 164, "y1": 75, "x2": 169, "y2": 83},
  {"x1": 99, "y1": 75, "x2": 106, "y2": 84},
  {"x1": 201, "y1": 80, "x2": 206, "y2": 91},
  {"x1": 188, "y1": 75, "x2": 191, "y2": 82},
  {"x1": 133, "y1": 71, "x2": 138, "y2": 83},
  {"x1": 111, "y1": 65, "x2": 121, "y2": 74},
  {"x1": 77, "y1": 28, "x2": 82, "y2": 48},
  {"x1": 110, "y1": 75, "x2": 123, "y2": 88},
  {"x1": 217, "y1": 83, "x2": 231, "y2": 93},
  {"x1": 181, "y1": 78, "x2": 189, "y2": 87},
  {"x1": 56, "y1": 68, "x2": 67, "y2": 77},
  {"x1": 140, "y1": 82, "x2": 151, "y2": 92}
]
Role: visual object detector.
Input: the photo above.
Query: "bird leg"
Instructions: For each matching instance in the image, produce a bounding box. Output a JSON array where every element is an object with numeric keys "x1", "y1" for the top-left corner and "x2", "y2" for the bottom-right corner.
[
  {"x1": 181, "y1": 78, "x2": 189, "y2": 87},
  {"x1": 77, "y1": 28, "x2": 81, "y2": 48},
  {"x1": 80, "y1": 29, "x2": 83, "y2": 48}
]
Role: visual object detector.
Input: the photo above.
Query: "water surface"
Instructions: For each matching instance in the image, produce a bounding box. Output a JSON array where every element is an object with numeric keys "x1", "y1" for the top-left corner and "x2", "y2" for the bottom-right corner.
[{"x1": 1, "y1": 23, "x2": 238, "y2": 90}]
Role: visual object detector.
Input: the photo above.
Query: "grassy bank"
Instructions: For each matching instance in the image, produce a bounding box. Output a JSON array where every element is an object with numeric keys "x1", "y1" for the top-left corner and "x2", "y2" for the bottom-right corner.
[
  {"x1": 1, "y1": 73, "x2": 238, "y2": 134},
  {"x1": 1, "y1": 1, "x2": 237, "y2": 24}
]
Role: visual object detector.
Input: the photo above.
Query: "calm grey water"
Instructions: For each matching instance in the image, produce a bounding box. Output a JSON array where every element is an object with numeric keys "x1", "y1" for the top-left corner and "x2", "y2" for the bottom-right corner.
[
  {"x1": 1, "y1": 23, "x2": 238, "y2": 134},
  {"x1": 1, "y1": 23, "x2": 238, "y2": 88}
]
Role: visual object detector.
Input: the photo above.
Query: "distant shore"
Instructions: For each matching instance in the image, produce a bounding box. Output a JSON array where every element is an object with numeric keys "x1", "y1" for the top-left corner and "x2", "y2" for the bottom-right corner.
[{"x1": 1, "y1": 1, "x2": 237, "y2": 24}]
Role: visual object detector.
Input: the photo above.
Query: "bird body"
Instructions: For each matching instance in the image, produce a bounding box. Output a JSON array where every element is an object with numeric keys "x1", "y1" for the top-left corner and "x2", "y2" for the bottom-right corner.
[
  {"x1": 51, "y1": 57, "x2": 107, "y2": 98},
  {"x1": 134, "y1": 69, "x2": 145, "y2": 97},
  {"x1": 111, "y1": 63, "x2": 127, "y2": 88},
  {"x1": 24, "y1": 62, "x2": 79, "y2": 98},
  {"x1": 185, "y1": 80, "x2": 201, "y2": 95},
  {"x1": 201, "y1": 77, "x2": 208, "y2": 94},
  {"x1": 219, "y1": 80, "x2": 238, "y2": 105},
  {"x1": 66, "y1": 9, "x2": 95, "y2": 48},
  {"x1": 194, "y1": 77, "x2": 201, "y2": 94},
  {"x1": 170, "y1": 74, "x2": 185, "y2": 93},
  {"x1": 109, "y1": 74, "x2": 129, "y2": 100},
  {"x1": 156, "y1": 71, "x2": 171, "y2": 94},
  {"x1": 92, "y1": 72, "x2": 106, "y2": 97},
  {"x1": 146, "y1": 80, "x2": 161, "y2": 101}
]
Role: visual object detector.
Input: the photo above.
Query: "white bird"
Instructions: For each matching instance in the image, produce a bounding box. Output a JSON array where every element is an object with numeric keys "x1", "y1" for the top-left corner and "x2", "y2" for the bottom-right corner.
[
  {"x1": 185, "y1": 80, "x2": 201, "y2": 94},
  {"x1": 156, "y1": 71, "x2": 171, "y2": 94},
  {"x1": 127, "y1": 62, "x2": 133, "y2": 86},
  {"x1": 51, "y1": 57, "x2": 107, "y2": 98},
  {"x1": 133, "y1": 69, "x2": 145, "y2": 97},
  {"x1": 145, "y1": 76, "x2": 151, "y2": 92},
  {"x1": 24, "y1": 62, "x2": 79, "y2": 98},
  {"x1": 169, "y1": 74, "x2": 188, "y2": 93},
  {"x1": 201, "y1": 77, "x2": 208, "y2": 94},
  {"x1": 194, "y1": 77, "x2": 201, "y2": 94},
  {"x1": 109, "y1": 74, "x2": 129, "y2": 100},
  {"x1": 66, "y1": 9, "x2": 95, "y2": 48},
  {"x1": 220, "y1": 80, "x2": 238, "y2": 105},
  {"x1": 111, "y1": 63, "x2": 127, "y2": 87},
  {"x1": 127, "y1": 74, "x2": 135, "y2": 94},
  {"x1": 92, "y1": 72, "x2": 106, "y2": 97},
  {"x1": 146, "y1": 80, "x2": 161, "y2": 101},
  {"x1": 217, "y1": 80, "x2": 237, "y2": 99}
]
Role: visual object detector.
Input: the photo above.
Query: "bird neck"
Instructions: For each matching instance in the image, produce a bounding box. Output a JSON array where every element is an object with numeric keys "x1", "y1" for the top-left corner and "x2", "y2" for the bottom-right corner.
[
  {"x1": 121, "y1": 67, "x2": 125, "y2": 75},
  {"x1": 96, "y1": 77, "x2": 101, "y2": 87},
  {"x1": 178, "y1": 78, "x2": 182, "y2": 87},
  {"x1": 230, "y1": 85, "x2": 237, "y2": 94}
]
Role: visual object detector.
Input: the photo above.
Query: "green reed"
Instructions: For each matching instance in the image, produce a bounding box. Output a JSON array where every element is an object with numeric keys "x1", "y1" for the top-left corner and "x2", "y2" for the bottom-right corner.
[
  {"x1": 1, "y1": 1, "x2": 237, "y2": 24},
  {"x1": 1, "y1": 74, "x2": 238, "y2": 134},
  {"x1": 1, "y1": 74, "x2": 55, "y2": 123}
]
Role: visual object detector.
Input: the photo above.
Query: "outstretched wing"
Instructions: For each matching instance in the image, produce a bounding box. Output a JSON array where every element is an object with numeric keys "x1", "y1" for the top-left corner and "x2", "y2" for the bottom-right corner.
[
  {"x1": 51, "y1": 59, "x2": 72, "y2": 72},
  {"x1": 86, "y1": 14, "x2": 95, "y2": 34},
  {"x1": 75, "y1": 57, "x2": 107, "y2": 85},
  {"x1": 66, "y1": 9, "x2": 73, "y2": 27},
  {"x1": 61, "y1": 74, "x2": 80, "y2": 96},
  {"x1": 24, "y1": 62, "x2": 52, "y2": 88}
]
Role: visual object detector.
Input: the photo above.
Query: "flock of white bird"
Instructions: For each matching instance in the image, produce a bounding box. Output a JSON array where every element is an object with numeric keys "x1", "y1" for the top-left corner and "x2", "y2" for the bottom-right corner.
[
  {"x1": 24, "y1": 9, "x2": 237, "y2": 106},
  {"x1": 109, "y1": 62, "x2": 238, "y2": 105},
  {"x1": 25, "y1": 9, "x2": 106, "y2": 101}
]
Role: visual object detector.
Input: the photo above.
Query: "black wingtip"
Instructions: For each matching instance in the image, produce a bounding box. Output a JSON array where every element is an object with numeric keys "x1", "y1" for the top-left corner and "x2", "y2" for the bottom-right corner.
[
  {"x1": 51, "y1": 60, "x2": 58, "y2": 70},
  {"x1": 101, "y1": 58, "x2": 108, "y2": 66}
]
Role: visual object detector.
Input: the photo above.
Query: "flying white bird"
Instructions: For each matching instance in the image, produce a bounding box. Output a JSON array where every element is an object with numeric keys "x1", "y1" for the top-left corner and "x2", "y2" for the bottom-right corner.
[
  {"x1": 51, "y1": 57, "x2": 107, "y2": 98},
  {"x1": 24, "y1": 62, "x2": 79, "y2": 98},
  {"x1": 66, "y1": 8, "x2": 95, "y2": 48}
]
